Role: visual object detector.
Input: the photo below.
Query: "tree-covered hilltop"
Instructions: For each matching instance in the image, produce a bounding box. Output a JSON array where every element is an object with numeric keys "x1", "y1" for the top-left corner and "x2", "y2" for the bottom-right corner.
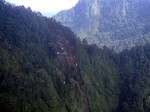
[
  {"x1": 0, "y1": 1, "x2": 150, "y2": 112},
  {"x1": 0, "y1": 1, "x2": 83, "y2": 112}
]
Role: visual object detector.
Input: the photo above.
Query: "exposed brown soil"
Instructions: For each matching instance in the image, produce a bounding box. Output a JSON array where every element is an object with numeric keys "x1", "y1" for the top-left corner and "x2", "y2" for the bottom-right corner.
[{"x1": 56, "y1": 37, "x2": 84, "y2": 85}]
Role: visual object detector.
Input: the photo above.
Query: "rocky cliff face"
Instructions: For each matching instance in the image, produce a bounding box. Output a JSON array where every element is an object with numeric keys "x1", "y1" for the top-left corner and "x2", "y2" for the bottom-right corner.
[{"x1": 54, "y1": 0, "x2": 150, "y2": 52}]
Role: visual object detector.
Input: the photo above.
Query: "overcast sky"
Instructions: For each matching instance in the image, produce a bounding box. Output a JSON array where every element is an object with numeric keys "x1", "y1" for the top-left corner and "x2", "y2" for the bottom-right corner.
[{"x1": 6, "y1": 0, "x2": 79, "y2": 16}]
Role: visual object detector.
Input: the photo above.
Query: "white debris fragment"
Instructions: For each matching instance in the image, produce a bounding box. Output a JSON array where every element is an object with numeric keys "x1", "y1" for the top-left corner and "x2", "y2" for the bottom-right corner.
[{"x1": 75, "y1": 63, "x2": 77, "y2": 67}]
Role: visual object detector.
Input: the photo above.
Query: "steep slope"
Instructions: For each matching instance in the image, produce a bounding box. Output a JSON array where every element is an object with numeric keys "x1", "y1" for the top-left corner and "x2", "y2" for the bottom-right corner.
[
  {"x1": 0, "y1": 1, "x2": 84, "y2": 112},
  {"x1": 116, "y1": 45, "x2": 150, "y2": 112},
  {"x1": 54, "y1": 0, "x2": 150, "y2": 52},
  {"x1": 0, "y1": 1, "x2": 150, "y2": 112},
  {"x1": 0, "y1": 1, "x2": 118, "y2": 112}
]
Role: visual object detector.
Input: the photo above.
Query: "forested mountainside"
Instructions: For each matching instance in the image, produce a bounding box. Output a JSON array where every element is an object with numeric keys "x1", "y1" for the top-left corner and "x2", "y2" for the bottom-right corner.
[
  {"x1": 54, "y1": 0, "x2": 150, "y2": 52},
  {"x1": 0, "y1": 1, "x2": 150, "y2": 112}
]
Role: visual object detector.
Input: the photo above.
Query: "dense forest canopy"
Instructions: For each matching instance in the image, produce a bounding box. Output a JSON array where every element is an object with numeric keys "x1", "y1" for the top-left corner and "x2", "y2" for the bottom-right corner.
[{"x1": 0, "y1": 1, "x2": 150, "y2": 112}]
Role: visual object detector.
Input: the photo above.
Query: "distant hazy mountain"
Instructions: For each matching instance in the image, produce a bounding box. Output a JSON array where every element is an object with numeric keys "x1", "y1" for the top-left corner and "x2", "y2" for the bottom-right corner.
[{"x1": 54, "y1": 0, "x2": 150, "y2": 52}]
